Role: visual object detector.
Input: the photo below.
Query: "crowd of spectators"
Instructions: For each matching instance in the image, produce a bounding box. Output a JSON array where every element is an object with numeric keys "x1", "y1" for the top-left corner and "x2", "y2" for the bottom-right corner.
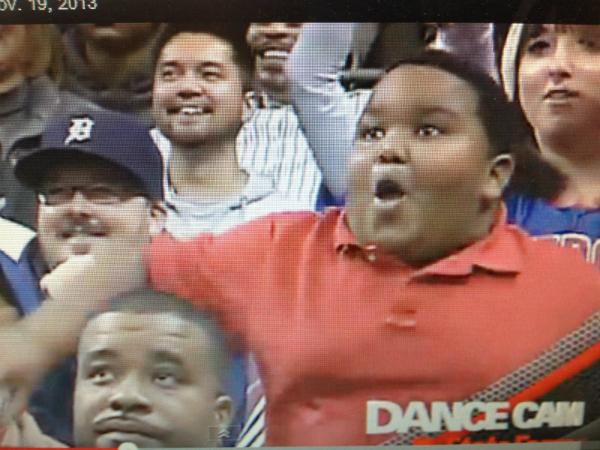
[{"x1": 0, "y1": 21, "x2": 599, "y2": 448}]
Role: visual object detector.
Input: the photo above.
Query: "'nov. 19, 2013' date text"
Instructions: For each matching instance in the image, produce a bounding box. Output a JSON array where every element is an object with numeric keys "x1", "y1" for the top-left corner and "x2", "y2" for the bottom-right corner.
[{"x1": 0, "y1": 0, "x2": 97, "y2": 13}]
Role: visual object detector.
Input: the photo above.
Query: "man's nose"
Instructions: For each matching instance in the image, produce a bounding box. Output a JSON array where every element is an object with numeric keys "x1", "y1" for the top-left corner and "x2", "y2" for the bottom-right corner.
[
  {"x1": 63, "y1": 191, "x2": 94, "y2": 213},
  {"x1": 109, "y1": 375, "x2": 151, "y2": 414},
  {"x1": 176, "y1": 73, "x2": 205, "y2": 99}
]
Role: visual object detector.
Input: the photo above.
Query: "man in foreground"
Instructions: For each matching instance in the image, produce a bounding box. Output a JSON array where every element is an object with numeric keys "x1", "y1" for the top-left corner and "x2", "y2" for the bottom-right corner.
[
  {"x1": 74, "y1": 289, "x2": 234, "y2": 448},
  {"x1": 2, "y1": 289, "x2": 234, "y2": 448}
]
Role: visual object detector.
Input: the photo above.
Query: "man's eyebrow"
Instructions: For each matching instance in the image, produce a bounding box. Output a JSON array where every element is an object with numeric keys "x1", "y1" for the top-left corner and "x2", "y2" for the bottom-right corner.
[
  {"x1": 579, "y1": 26, "x2": 600, "y2": 39},
  {"x1": 357, "y1": 111, "x2": 377, "y2": 125},
  {"x1": 196, "y1": 61, "x2": 225, "y2": 71},
  {"x1": 158, "y1": 60, "x2": 179, "y2": 69},
  {"x1": 80, "y1": 348, "x2": 118, "y2": 365},
  {"x1": 528, "y1": 24, "x2": 547, "y2": 39},
  {"x1": 151, "y1": 350, "x2": 185, "y2": 366},
  {"x1": 159, "y1": 60, "x2": 224, "y2": 69}
]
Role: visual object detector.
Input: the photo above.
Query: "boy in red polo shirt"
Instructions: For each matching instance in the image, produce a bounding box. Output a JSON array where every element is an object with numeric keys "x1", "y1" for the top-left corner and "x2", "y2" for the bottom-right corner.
[{"x1": 4, "y1": 52, "x2": 600, "y2": 446}]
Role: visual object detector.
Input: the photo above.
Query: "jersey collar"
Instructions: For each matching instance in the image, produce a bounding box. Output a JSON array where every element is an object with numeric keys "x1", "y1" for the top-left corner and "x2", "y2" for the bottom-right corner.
[{"x1": 333, "y1": 204, "x2": 523, "y2": 277}]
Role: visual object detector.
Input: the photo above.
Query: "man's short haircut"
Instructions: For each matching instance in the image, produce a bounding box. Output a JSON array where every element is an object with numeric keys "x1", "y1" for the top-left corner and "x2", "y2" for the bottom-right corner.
[
  {"x1": 380, "y1": 50, "x2": 564, "y2": 200},
  {"x1": 88, "y1": 289, "x2": 233, "y2": 385},
  {"x1": 152, "y1": 22, "x2": 253, "y2": 92}
]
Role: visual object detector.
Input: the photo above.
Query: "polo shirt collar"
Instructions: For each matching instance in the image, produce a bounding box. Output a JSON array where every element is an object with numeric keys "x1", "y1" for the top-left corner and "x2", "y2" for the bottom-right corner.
[{"x1": 334, "y1": 205, "x2": 523, "y2": 277}]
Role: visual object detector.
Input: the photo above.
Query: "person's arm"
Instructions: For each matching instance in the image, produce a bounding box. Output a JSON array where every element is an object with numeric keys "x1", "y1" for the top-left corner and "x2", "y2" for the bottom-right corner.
[
  {"x1": 287, "y1": 23, "x2": 373, "y2": 199},
  {"x1": 429, "y1": 23, "x2": 499, "y2": 81}
]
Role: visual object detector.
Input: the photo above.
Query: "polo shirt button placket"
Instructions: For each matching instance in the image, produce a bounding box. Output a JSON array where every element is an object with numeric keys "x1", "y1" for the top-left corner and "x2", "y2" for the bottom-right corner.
[{"x1": 385, "y1": 309, "x2": 417, "y2": 330}]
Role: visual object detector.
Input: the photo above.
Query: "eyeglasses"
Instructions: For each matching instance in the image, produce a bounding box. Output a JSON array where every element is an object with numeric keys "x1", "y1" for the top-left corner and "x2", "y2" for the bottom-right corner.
[{"x1": 37, "y1": 185, "x2": 146, "y2": 206}]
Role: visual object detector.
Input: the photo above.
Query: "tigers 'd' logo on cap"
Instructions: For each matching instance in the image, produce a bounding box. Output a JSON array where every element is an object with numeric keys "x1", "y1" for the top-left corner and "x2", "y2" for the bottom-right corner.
[{"x1": 64, "y1": 117, "x2": 95, "y2": 145}]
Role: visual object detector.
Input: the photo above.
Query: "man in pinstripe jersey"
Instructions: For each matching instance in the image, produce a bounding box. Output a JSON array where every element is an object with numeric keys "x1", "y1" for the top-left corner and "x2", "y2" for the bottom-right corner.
[
  {"x1": 151, "y1": 23, "x2": 305, "y2": 241},
  {"x1": 240, "y1": 23, "x2": 326, "y2": 210},
  {"x1": 152, "y1": 23, "x2": 332, "y2": 218}
]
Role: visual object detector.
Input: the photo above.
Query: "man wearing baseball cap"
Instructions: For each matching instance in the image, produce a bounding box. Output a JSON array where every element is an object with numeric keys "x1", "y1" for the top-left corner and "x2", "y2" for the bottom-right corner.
[{"x1": 0, "y1": 108, "x2": 165, "y2": 444}]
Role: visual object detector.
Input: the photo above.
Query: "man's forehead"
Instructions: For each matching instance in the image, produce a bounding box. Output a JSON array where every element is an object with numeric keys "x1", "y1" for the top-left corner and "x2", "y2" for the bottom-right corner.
[
  {"x1": 80, "y1": 312, "x2": 211, "y2": 354},
  {"x1": 85, "y1": 311, "x2": 193, "y2": 334},
  {"x1": 159, "y1": 32, "x2": 234, "y2": 64}
]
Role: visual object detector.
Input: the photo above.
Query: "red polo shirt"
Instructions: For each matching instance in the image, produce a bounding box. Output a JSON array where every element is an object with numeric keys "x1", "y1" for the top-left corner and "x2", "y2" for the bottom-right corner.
[{"x1": 149, "y1": 207, "x2": 600, "y2": 446}]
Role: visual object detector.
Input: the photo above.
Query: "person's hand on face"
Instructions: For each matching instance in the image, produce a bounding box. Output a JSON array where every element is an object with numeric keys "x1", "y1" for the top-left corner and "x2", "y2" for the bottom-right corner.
[
  {"x1": 37, "y1": 161, "x2": 161, "y2": 306},
  {"x1": 40, "y1": 241, "x2": 147, "y2": 307}
]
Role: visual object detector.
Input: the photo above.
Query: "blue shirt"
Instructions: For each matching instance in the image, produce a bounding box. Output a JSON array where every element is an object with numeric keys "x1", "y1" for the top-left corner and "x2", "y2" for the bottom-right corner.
[{"x1": 506, "y1": 193, "x2": 600, "y2": 269}]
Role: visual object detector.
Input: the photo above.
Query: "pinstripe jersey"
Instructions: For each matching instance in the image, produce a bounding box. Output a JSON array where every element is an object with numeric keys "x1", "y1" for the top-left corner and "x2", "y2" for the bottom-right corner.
[{"x1": 238, "y1": 92, "x2": 322, "y2": 210}]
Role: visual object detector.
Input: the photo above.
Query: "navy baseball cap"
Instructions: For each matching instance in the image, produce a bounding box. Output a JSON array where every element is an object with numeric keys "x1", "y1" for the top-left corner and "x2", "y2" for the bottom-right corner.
[{"x1": 15, "y1": 109, "x2": 164, "y2": 200}]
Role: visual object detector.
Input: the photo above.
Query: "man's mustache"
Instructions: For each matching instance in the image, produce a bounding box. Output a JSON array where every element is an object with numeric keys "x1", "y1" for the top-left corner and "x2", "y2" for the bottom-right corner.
[{"x1": 58, "y1": 217, "x2": 106, "y2": 237}]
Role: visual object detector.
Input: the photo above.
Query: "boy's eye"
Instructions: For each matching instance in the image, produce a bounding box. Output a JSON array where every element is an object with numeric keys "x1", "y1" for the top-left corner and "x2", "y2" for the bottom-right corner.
[
  {"x1": 417, "y1": 125, "x2": 442, "y2": 137},
  {"x1": 361, "y1": 127, "x2": 385, "y2": 141}
]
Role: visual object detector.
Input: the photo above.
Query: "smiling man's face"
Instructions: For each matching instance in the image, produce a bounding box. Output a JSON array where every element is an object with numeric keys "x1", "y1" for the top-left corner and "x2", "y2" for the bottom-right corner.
[
  {"x1": 152, "y1": 32, "x2": 245, "y2": 148},
  {"x1": 246, "y1": 23, "x2": 302, "y2": 98},
  {"x1": 346, "y1": 64, "x2": 499, "y2": 265},
  {"x1": 73, "y1": 311, "x2": 232, "y2": 448}
]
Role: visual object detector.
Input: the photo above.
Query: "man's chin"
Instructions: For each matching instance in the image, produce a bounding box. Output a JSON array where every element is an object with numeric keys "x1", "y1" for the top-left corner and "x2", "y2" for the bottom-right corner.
[{"x1": 95, "y1": 432, "x2": 163, "y2": 448}]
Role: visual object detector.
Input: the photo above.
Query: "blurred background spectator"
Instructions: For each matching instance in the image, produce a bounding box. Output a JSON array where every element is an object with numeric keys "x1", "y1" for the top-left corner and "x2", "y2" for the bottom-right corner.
[
  {"x1": 60, "y1": 23, "x2": 164, "y2": 124},
  {"x1": 0, "y1": 24, "x2": 96, "y2": 229}
]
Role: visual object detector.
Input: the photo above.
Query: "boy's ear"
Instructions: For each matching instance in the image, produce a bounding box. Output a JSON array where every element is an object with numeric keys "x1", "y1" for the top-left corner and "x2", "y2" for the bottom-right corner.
[{"x1": 484, "y1": 154, "x2": 514, "y2": 200}]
